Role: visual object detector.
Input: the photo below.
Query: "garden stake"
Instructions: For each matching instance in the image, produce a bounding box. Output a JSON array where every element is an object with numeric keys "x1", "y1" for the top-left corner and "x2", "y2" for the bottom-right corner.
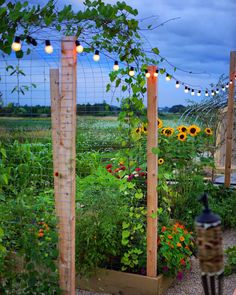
[{"x1": 195, "y1": 193, "x2": 224, "y2": 295}]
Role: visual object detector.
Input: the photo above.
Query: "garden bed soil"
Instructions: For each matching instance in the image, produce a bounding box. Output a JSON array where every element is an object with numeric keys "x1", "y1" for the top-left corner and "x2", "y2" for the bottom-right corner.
[{"x1": 77, "y1": 268, "x2": 174, "y2": 295}]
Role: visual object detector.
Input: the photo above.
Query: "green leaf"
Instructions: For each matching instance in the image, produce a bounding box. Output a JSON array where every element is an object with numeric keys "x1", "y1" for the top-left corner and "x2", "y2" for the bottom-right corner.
[{"x1": 152, "y1": 47, "x2": 160, "y2": 55}]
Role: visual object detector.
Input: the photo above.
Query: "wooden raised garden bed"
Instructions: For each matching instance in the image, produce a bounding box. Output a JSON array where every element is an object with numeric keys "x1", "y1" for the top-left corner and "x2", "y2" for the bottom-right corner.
[{"x1": 77, "y1": 268, "x2": 174, "y2": 295}]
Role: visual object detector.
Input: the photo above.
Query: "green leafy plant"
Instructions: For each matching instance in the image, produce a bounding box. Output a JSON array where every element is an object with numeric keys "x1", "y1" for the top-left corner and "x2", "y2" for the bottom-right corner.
[{"x1": 225, "y1": 246, "x2": 236, "y2": 276}]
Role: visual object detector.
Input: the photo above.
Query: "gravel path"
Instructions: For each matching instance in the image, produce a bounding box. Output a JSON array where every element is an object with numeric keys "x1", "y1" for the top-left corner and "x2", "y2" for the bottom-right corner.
[{"x1": 77, "y1": 230, "x2": 236, "y2": 295}]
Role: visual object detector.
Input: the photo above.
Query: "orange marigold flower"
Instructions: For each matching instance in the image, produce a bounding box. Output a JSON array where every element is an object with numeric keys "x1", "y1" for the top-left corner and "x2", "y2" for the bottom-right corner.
[
  {"x1": 180, "y1": 236, "x2": 185, "y2": 242},
  {"x1": 168, "y1": 235, "x2": 173, "y2": 240},
  {"x1": 185, "y1": 246, "x2": 190, "y2": 250},
  {"x1": 38, "y1": 232, "x2": 44, "y2": 238},
  {"x1": 177, "y1": 242, "x2": 182, "y2": 247},
  {"x1": 180, "y1": 258, "x2": 185, "y2": 266},
  {"x1": 161, "y1": 226, "x2": 167, "y2": 232}
]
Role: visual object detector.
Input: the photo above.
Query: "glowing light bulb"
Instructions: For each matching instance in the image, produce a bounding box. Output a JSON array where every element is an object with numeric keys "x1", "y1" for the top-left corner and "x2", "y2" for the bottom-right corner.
[
  {"x1": 93, "y1": 50, "x2": 100, "y2": 61},
  {"x1": 129, "y1": 67, "x2": 135, "y2": 77},
  {"x1": 222, "y1": 85, "x2": 226, "y2": 91},
  {"x1": 191, "y1": 89, "x2": 195, "y2": 96},
  {"x1": 145, "y1": 70, "x2": 150, "y2": 78},
  {"x1": 75, "y1": 40, "x2": 83, "y2": 53},
  {"x1": 154, "y1": 69, "x2": 159, "y2": 77},
  {"x1": 211, "y1": 90, "x2": 215, "y2": 96},
  {"x1": 216, "y1": 88, "x2": 219, "y2": 94},
  {"x1": 165, "y1": 73, "x2": 171, "y2": 81},
  {"x1": 184, "y1": 86, "x2": 189, "y2": 93},
  {"x1": 45, "y1": 40, "x2": 53, "y2": 54},
  {"x1": 113, "y1": 61, "x2": 119, "y2": 71},
  {"x1": 197, "y1": 90, "x2": 201, "y2": 96},
  {"x1": 175, "y1": 81, "x2": 180, "y2": 88},
  {"x1": 230, "y1": 79, "x2": 233, "y2": 85},
  {"x1": 205, "y1": 91, "x2": 209, "y2": 97},
  {"x1": 226, "y1": 83, "x2": 229, "y2": 88},
  {"x1": 12, "y1": 36, "x2": 21, "y2": 52}
]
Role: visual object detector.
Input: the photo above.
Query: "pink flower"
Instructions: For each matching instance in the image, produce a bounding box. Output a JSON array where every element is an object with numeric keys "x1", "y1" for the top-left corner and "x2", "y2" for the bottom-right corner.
[
  {"x1": 127, "y1": 174, "x2": 134, "y2": 182},
  {"x1": 135, "y1": 167, "x2": 142, "y2": 172},
  {"x1": 177, "y1": 272, "x2": 183, "y2": 281}
]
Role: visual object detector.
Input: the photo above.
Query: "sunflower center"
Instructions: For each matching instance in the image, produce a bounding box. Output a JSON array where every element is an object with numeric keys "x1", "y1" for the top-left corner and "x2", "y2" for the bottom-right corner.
[
  {"x1": 190, "y1": 128, "x2": 196, "y2": 133},
  {"x1": 180, "y1": 134, "x2": 184, "y2": 139}
]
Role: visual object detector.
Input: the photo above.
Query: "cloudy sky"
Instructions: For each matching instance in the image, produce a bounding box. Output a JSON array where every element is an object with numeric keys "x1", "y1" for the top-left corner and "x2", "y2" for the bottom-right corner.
[{"x1": 1, "y1": 0, "x2": 236, "y2": 107}]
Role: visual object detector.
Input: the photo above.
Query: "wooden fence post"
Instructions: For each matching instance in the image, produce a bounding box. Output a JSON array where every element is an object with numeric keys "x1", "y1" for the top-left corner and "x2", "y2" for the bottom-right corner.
[
  {"x1": 146, "y1": 65, "x2": 158, "y2": 277},
  {"x1": 58, "y1": 36, "x2": 77, "y2": 294},
  {"x1": 224, "y1": 51, "x2": 236, "y2": 187},
  {"x1": 50, "y1": 69, "x2": 61, "y2": 216}
]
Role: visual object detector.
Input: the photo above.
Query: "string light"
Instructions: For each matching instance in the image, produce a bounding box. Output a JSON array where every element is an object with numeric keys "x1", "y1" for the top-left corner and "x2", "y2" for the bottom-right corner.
[
  {"x1": 197, "y1": 90, "x2": 201, "y2": 96},
  {"x1": 75, "y1": 40, "x2": 84, "y2": 53},
  {"x1": 45, "y1": 40, "x2": 53, "y2": 54},
  {"x1": 129, "y1": 67, "x2": 135, "y2": 77},
  {"x1": 235, "y1": 74, "x2": 236, "y2": 80},
  {"x1": 191, "y1": 89, "x2": 195, "y2": 96},
  {"x1": 26, "y1": 36, "x2": 37, "y2": 46},
  {"x1": 216, "y1": 88, "x2": 219, "y2": 94},
  {"x1": 145, "y1": 69, "x2": 150, "y2": 78},
  {"x1": 93, "y1": 50, "x2": 100, "y2": 61},
  {"x1": 230, "y1": 79, "x2": 233, "y2": 85},
  {"x1": 12, "y1": 36, "x2": 21, "y2": 52},
  {"x1": 222, "y1": 85, "x2": 226, "y2": 91},
  {"x1": 226, "y1": 82, "x2": 229, "y2": 88},
  {"x1": 211, "y1": 90, "x2": 215, "y2": 96},
  {"x1": 154, "y1": 69, "x2": 159, "y2": 77},
  {"x1": 165, "y1": 73, "x2": 171, "y2": 81},
  {"x1": 184, "y1": 86, "x2": 189, "y2": 93},
  {"x1": 175, "y1": 81, "x2": 180, "y2": 88},
  {"x1": 205, "y1": 91, "x2": 209, "y2": 97},
  {"x1": 113, "y1": 61, "x2": 119, "y2": 71}
]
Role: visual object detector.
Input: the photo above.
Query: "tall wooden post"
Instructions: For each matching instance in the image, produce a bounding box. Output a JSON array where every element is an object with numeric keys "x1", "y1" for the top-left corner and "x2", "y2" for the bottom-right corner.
[
  {"x1": 146, "y1": 65, "x2": 158, "y2": 277},
  {"x1": 50, "y1": 69, "x2": 61, "y2": 216},
  {"x1": 224, "y1": 51, "x2": 236, "y2": 187},
  {"x1": 58, "y1": 36, "x2": 77, "y2": 294}
]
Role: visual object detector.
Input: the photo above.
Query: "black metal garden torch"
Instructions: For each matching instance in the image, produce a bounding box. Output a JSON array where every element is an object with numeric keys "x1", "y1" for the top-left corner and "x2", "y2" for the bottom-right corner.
[{"x1": 195, "y1": 193, "x2": 224, "y2": 295}]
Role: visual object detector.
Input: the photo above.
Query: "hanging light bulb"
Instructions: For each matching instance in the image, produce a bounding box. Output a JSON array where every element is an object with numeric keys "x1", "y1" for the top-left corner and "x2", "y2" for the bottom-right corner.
[
  {"x1": 235, "y1": 74, "x2": 236, "y2": 80},
  {"x1": 165, "y1": 73, "x2": 171, "y2": 81},
  {"x1": 184, "y1": 86, "x2": 189, "y2": 93},
  {"x1": 45, "y1": 40, "x2": 53, "y2": 54},
  {"x1": 93, "y1": 50, "x2": 100, "y2": 61},
  {"x1": 154, "y1": 69, "x2": 159, "y2": 77},
  {"x1": 145, "y1": 69, "x2": 151, "y2": 78},
  {"x1": 12, "y1": 36, "x2": 21, "y2": 52},
  {"x1": 229, "y1": 79, "x2": 233, "y2": 85},
  {"x1": 129, "y1": 67, "x2": 135, "y2": 77},
  {"x1": 26, "y1": 36, "x2": 37, "y2": 46},
  {"x1": 222, "y1": 85, "x2": 226, "y2": 91},
  {"x1": 211, "y1": 90, "x2": 215, "y2": 96},
  {"x1": 226, "y1": 82, "x2": 229, "y2": 88},
  {"x1": 191, "y1": 89, "x2": 195, "y2": 96},
  {"x1": 216, "y1": 88, "x2": 219, "y2": 94},
  {"x1": 113, "y1": 61, "x2": 119, "y2": 71},
  {"x1": 75, "y1": 40, "x2": 84, "y2": 53},
  {"x1": 175, "y1": 81, "x2": 180, "y2": 88},
  {"x1": 205, "y1": 91, "x2": 209, "y2": 97},
  {"x1": 197, "y1": 90, "x2": 201, "y2": 97}
]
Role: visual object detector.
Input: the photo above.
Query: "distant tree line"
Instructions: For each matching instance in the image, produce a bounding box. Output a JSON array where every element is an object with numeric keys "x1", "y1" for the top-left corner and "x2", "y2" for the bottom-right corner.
[{"x1": 0, "y1": 102, "x2": 186, "y2": 117}]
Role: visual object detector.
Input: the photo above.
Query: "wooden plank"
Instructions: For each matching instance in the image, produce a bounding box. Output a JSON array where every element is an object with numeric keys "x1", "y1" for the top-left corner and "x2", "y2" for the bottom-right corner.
[
  {"x1": 50, "y1": 69, "x2": 60, "y2": 216},
  {"x1": 224, "y1": 51, "x2": 236, "y2": 187},
  {"x1": 146, "y1": 65, "x2": 158, "y2": 277},
  {"x1": 58, "y1": 36, "x2": 77, "y2": 295}
]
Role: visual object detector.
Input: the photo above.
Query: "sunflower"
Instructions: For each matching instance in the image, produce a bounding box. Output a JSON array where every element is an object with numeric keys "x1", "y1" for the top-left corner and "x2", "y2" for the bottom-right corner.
[
  {"x1": 157, "y1": 118, "x2": 163, "y2": 129},
  {"x1": 161, "y1": 128, "x2": 166, "y2": 134},
  {"x1": 135, "y1": 127, "x2": 142, "y2": 134},
  {"x1": 188, "y1": 125, "x2": 201, "y2": 136},
  {"x1": 205, "y1": 127, "x2": 213, "y2": 135},
  {"x1": 158, "y1": 158, "x2": 164, "y2": 165},
  {"x1": 178, "y1": 132, "x2": 187, "y2": 142},
  {"x1": 163, "y1": 127, "x2": 174, "y2": 137},
  {"x1": 142, "y1": 124, "x2": 148, "y2": 134},
  {"x1": 177, "y1": 125, "x2": 188, "y2": 133}
]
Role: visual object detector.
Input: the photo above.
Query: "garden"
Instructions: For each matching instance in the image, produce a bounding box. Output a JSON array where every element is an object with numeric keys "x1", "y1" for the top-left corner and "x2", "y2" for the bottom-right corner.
[{"x1": 0, "y1": 1, "x2": 236, "y2": 295}]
